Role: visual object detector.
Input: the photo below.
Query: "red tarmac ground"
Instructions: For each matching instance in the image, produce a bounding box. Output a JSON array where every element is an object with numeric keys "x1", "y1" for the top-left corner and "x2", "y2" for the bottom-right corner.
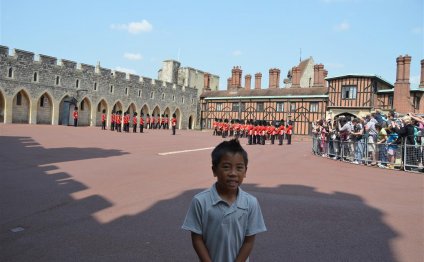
[{"x1": 0, "y1": 124, "x2": 423, "y2": 262}]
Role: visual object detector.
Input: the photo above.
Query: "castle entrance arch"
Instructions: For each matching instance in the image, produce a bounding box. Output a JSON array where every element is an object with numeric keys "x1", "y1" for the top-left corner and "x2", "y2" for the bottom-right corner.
[
  {"x1": 112, "y1": 101, "x2": 123, "y2": 113},
  {"x1": 0, "y1": 90, "x2": 5, "y2": 123},
  {"x1": 188, "y1": 115, "x2": 194, "y2": 129},
  {"x1": 36, "y1": 92, "x2": 53, "y2": 124},
  {"x1": 126, "y1": 103, "x2": 136, "y2": 117},
  {"x1": 78, "y1": 97, "x2": 92, "y2": 126},
  {"x1": 96, "y1": 99, "x2": 108, "y2": 126},
  {"x1": 140, "y1": 104, "x2": 149, "y2": 118},
  {"x1": 12, "y1": 90, "x2": 30, "y2": 124},
  {"x1": 59, "y1": 96, "x2": 77, "y2": 126}
]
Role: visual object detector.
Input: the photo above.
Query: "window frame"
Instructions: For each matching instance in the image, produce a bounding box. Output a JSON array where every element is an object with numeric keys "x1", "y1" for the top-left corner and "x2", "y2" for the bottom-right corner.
[
  {"x1": 341, "y1": 85, "x2": 357, "y2": 100},
  {"x1": 256, "y1": 102, "x2": 264, "y2": 112},
  {"x1": 276, "y1": 102, "x2": 284, "y2": 112}
]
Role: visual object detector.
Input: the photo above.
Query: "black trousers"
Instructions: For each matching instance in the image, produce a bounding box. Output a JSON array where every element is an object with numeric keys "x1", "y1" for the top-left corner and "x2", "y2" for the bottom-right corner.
[
  {"x1": 287, "y1": 134, "x2": 292, "y2": 144},
  {"x1": 278, "y1": 134, "x2": 283, "y2": 145},
  {"x1": 140, "y1": 125, "x2": 144, "y2": 133},
  {"x1": 74, "y1": 118, "x2": 78, "y2": 127},
  {"x1": 133, "y1": 124, "x2": 137, "y2": 133},
  {"x1": 248, "y1": 135, "x2": 252, "y2": 145},
  {"x1": 102, "y1": 121, "x2": 106, "y2": 130},
  {"x1": 172, "y1": 126, "x2": 176, "y2": 135}
]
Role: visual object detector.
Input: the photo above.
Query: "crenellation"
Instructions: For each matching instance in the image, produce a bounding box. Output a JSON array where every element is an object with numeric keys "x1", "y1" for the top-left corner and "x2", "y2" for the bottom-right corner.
[
  {"x1": 79, "y1": 63, "x2": 95, "y2": 73},
  {"x1": 112, "y1": 70, "x2": 126, "y2": 80},
  {"x1": 13, "y1": 49, "x2": 35, "y2": 62},
  {"x1": 127, "y1": 74, "x2": 140, "y2": 83},
  {"x1": 39, "y1": 54, "x2": 58, "y2": 65},
  {"x1": 60, "y1": 59, "x2": 77, "y2": 69}
]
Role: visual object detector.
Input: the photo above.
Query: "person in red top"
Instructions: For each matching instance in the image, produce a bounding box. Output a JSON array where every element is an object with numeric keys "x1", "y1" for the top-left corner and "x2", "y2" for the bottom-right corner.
[
  {"x1": 171, "y1": 113, "x2": 177, "y2": 135},
  {"x1": 161, "y1": 114, "x2": 165, "y2": 129},
  {"x1": 146, "y1": 114, "x2": 151, "y2": 129},
  {"x1": 268, "y1": 121, "x2": 276, "y2": 145},
  {"x1": 164, "y1": 114, "x2": 169, "y2": 129},
  {"x1": 156, "y1": 114, "x2": 161, "y2": 129},
  {"x1": 73, "y1": 107, "x2": 78, "y2": 127},
  {"x1": 151, "y1": 114, "x2": 155, "y2": 129},
  {"x1": 116, "y1": 111, "x2": 122, "y2": 132},
  {"x1": 132, "y1": 112, "x2": 138, "y2": 133},
  {"x1": 139, "y1": 113, "x2": 144, "y2": 133},
  {"x1": 286, "y1": 117, "x2": 293, "y2": 145},
  {"x1": 277, "y1": 120, "x2": 286, "y2": 145},
  {"x1": 123, "y1": 112, "x2": 129, "y2": 133},
  {"x1": 111, "y1": 111, "x2": 115, "y2": 131},
  {"x1": 247, "y1": 120, "x2": 254, "y2": 145},
  {"x1": 101, "y1": 110, "x2": 106, "y2": 130}
]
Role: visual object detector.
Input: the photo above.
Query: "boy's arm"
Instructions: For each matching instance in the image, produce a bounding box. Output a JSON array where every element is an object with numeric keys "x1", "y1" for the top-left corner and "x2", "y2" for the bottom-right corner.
[
  {"x1": 235, "y1": 235, "x2": 256, "y2": 262},
  {"x1": 191, "y1": 232, "x2": 212, "y2": 262}
]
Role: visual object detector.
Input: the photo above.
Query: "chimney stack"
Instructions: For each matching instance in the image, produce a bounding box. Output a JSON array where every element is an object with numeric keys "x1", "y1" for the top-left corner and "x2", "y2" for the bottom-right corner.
[
  {"x1": 245, "y1": 74, "x2": 251, "y2": 90},
  {"x1": 291, "y1": 67, "x2": 300, "y2": 87},
  {"x1": 203, "y1": 73, "x2": 211, "y2": 90},
  {"x1": 231, "y1": 66, "x2": 242, "y2": 89},
  {"x1": 393, "y1": 55, "x2": 412, "y2": 114},
  {"x1": 227, "y1": 77, "x2": 232, "y2": 90},
  {"x1": 269, "y1": 68, "x2": 280, "y2": 88},
  {"x1": 313, "y1": 65, "x2": 319, "y2": 86},
  {"x1": 255, "y1": 73, "x2": 262, "y2": 89}
]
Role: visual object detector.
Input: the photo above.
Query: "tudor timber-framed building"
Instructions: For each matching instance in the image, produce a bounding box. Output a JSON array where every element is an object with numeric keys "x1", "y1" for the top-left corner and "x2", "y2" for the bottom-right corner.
[{"x1": 200, "y1": 56, "x2": 424, "y2": 136}]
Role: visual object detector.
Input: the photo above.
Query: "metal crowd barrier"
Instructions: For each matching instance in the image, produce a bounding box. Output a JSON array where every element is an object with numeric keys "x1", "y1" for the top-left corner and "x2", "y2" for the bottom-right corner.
[{"x1": 312, "y1": 135, "x2": 423, "y2": 173}]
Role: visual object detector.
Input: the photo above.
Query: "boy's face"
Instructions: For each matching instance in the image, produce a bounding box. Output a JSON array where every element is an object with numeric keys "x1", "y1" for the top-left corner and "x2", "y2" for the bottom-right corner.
[{"x1": 213, "y1": 152, "x2": 247, "y2": 191}]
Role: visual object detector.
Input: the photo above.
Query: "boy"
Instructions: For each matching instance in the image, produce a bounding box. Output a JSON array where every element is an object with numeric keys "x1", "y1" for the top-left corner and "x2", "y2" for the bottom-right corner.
[{"x1": 182, "y1": 139, "x2": 266, "y2": 262}]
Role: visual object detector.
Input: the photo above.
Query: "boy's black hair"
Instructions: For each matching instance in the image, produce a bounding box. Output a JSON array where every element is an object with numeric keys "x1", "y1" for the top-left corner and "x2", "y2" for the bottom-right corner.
[{"x1": 211, "y1": 139, "x2": 248, "y2": 168}]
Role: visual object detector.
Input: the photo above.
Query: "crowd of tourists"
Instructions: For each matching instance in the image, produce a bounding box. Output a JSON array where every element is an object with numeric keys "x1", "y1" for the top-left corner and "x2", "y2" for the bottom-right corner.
[{"x1": 312, "y1": 110, "x2": 424, "y2": 172}]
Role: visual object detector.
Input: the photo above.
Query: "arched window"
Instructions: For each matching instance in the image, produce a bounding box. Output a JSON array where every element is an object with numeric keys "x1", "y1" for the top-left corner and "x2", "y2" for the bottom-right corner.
[
  {"x1": 94, "y1": 82, "x2": 97, "y2": 91},
  {"x1": 8, "y1": 67, "x2": 13, "y2": 78},
  {"x1": 55, "y1": 76, "x2": 60, "y2": 86},
  {"x1": 40, "y1": 95, "x2": 45, "y2": 107},
  {"x1": 33, "y1": 72, "x2": 38, "y2": 82},
  {"x1": 76, "y1": 79, "x2": 80, "y2": 88},
  {"x1": 97, "y1": 103, "x2": 101, "y2": 112},
  {"x1": 81, "y1": 100, "x2": 85, "y2": 110}
]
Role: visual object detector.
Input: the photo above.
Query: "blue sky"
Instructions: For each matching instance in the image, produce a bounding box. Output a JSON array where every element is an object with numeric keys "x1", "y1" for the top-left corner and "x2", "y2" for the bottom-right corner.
[{"x1": 1, "y1": 0, "x2": 422, "y2": 89}]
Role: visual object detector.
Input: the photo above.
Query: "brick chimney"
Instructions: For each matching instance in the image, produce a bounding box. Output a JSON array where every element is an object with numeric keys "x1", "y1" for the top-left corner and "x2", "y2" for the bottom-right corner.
[
  {"x1": 203, "y1": 73, "x2": 211, "y2": 91},
  {"x1": 255, "y1": 73, "x2": 262, "y2": 89},
  {"x1": 245, "y1": 74, "x2": 251, "y2": 90},
  {"x1": 291, "y1": 66, "x2": 300, "y2": 87},
  {"x1": 227, "y1": 77, "x2": 232, "y2": 90},
  {"x1": 231, "y1": 66, "x2": 242, "y2": 89},
  {"x1": 393, "y1": 55, "x2": 412, "y2": 114},
  {"x1": 420, "y1": 59, "x2": 424, "y2": 87},
  {"x1": 313, "y1": 65, "x2": 319, "y2": 86},
  {"x1": 269, "y1": 68, "x2": 280, "y2": 88}
]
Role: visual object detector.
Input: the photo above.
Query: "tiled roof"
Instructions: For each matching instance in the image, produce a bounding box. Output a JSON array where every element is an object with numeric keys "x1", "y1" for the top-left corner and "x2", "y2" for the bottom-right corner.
[{"x1": 200, "y1": 87, "x2": 328, "y2": 98}]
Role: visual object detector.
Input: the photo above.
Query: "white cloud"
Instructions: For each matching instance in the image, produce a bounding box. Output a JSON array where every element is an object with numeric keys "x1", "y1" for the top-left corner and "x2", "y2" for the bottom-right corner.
[
  {"x1": 110, "y1": 20, "x2": 153, "y2": 34},
  {"x1": 334, "y1": 21, "x2": 350, "y2": 32},
  {"x1": 115, "y1": 67, "x2": 137, "y2": 75},
  {"x1": 411, "y1": 27, "x2": 422, "y2": 35},
  {"x1": 232, "y1": 50, "x2": 242, "y2": 56},
  {"x1": 124, "y1": 52, "x2": 143, "y2": 61}
]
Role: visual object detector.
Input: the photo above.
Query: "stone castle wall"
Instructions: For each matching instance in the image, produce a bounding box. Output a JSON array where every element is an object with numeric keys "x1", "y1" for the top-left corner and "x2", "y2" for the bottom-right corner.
[{"x1": 0, "y1": 46, "x2": 199, "y2": 129}]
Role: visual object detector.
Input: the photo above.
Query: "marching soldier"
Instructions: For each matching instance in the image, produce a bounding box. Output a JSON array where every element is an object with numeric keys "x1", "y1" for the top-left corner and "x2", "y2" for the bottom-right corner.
[
  {"x1": 171, "y1": 113, "x2": 177, "y2": 135},
  {"x1": 277, "y1": 120, "x2": 285, "y2": 145},
  {"x1": 146, "y1": 114, "x2": 151, "y2": 129},
  {"x1": 286, "y1": 116, "x2": 293, "y2": 145},
  {"x1": 164, "y1": 114, "x2": 169, "y2": 129},
  {"x1": 116, "y1": 111, "x2": 122, "y2": 132},
  {"x1": 101, "y1": 109, "x2": 106, "y2": 130},
  {"x1": 132, "y1": 112, "x2": 138, "y2": 133},
  {"x1": 73, "y1": 107, "x2": 78, "y2": 127},
  {"x1": 139, "y1": 113, "x2": 144, "y2": 133}
]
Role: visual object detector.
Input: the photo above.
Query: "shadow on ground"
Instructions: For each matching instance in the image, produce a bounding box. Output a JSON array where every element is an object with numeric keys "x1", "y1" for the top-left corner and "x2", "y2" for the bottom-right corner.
[{"x1": 0, "y1": 136, "x2": 397, "y2": 262}]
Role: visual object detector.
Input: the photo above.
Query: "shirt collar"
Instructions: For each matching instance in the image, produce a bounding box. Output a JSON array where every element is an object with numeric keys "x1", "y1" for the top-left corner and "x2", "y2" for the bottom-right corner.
[{"x1": 211, "y1": 183, "x2": 248, "y2": 209}]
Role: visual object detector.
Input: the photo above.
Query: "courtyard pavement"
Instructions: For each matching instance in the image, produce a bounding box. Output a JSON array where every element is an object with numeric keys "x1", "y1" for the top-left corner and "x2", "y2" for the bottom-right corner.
[{"x1": 0, "y1": 124, "x2": 422, "y2": 262}]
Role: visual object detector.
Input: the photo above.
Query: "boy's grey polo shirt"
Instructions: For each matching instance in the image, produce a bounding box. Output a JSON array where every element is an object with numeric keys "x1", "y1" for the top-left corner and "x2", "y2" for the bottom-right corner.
[{"x1": 182, "y1": 183, "x2": 267, "y2": 262}]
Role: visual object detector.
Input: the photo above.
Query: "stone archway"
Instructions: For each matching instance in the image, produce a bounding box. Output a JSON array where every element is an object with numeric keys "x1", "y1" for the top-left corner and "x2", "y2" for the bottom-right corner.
[
  {"x1": 140, "y1": 104, "x2": 149, "y2": 118},
  {"x1": 12, "y1": 90, "x2": 30, "y2": 124},
  {"x1": 0, "y1": 90, "x2": 5, "y2": 123},
  {"x1": 126, "y1": 103, "x2": 137, "y2": 117},
  {"x1": 59, "y1": 95, "x2": 77, "y2": 126},
  {"x1": 96, "y1": 99, "x2": 108, "y2": 126},
  {"x1": 113, "y1": 101, "x2": 123, "y2": 113},
  {"x1": 78, "y1": 97, "x2": 92, "y2": 126},
  {"x1": 188, "y1": 115, "x2": 194, "y2": 130},
  {"x1": 36, "y1": 92, "x2": 53, "y2": 124}
]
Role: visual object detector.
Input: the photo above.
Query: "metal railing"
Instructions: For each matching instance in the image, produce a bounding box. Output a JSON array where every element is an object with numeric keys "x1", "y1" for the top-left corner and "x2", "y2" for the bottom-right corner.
[{"x1": 312, "y1": 135, "x2": 423, "y2": 173}]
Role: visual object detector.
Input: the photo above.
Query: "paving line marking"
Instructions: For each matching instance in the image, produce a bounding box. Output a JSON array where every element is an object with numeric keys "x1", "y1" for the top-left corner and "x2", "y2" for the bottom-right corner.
[{"x1": 158, "y1": 147, "x2": 214, "y2": 156}]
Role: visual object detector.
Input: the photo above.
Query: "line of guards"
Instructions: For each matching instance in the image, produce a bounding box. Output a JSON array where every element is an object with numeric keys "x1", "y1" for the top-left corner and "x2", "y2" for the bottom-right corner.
[
  {"x1": 98, "y1": 110, "x2": 177, "y2": 135},
  {"x1": 312, "y1": 136, "x2": 424, "y2": 173},
  {"x1": 212, "y1": 119, "x2": 294, "y2": 145}
]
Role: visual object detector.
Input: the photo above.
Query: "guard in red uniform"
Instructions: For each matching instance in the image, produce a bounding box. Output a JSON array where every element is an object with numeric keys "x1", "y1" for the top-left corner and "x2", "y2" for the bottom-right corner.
[
  {"x1": 101, "y1": 110, "x2": 106, "y2": 130},
  {"x1": 146, "y1": 114, "x2": 151, "y2": 129},
  {"x1": 150, "y1": 114, "x2": 155, "y2": 129},
  {"x1": 171, "y1": 113, "x2": 177, "y2": 135},
  {"x1": 111, "y1": 111, "x2": 115, "y2": 131},
  {"x1": 164, "y1": 114, "x2": 169, "y2": 129},
  {"x1": 268, "y1": 121, "x2": 276, "y2": 144},
  {"x1": 116, "y1": 111, "x2": 122, "y2": 132},
  {"x1": 139, "y1": 113, "x2": 144, "y2": 133},
  {"x1": 132, "y1": 112, "x2": 138, "y2": 133},
  {"x1": 286, "y1": 117, "x2": 293, "y2": 145},
  {"x1": 277, "y1": 120, "x2": 285, "y2": 145},
  {"x1": 73, "y1": 107, "x2": 78, "y2": 127}
]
